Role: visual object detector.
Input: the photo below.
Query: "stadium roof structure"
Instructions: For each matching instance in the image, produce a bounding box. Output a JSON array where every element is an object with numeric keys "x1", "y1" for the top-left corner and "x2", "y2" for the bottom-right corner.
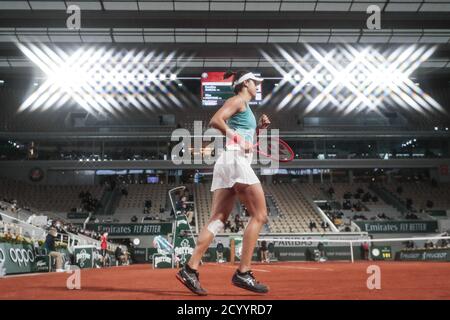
[
  {"x1": 0, "y1": 0, "x2": 449, "y2": 128},
  {"x1": 0, "y1": 0, "x2": 449, "y2": 78},
  {"x1": 0, "y1": 0, "x2": 449, "y2": 13}
]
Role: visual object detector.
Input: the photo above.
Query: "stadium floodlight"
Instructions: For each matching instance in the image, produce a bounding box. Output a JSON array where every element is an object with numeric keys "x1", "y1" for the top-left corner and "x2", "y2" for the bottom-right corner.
[
  {"x1": 261, "y1": 44, "x2": 445, "y2": 117},
  {"x1": 17, "y1": 43, "x2": 193, "y2": 116}
]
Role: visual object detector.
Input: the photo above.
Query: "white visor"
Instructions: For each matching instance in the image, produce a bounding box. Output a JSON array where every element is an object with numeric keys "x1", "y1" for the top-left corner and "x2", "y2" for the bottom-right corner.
[{"x1": 232, "y1": 72, "x2": 264, "y2": 88}]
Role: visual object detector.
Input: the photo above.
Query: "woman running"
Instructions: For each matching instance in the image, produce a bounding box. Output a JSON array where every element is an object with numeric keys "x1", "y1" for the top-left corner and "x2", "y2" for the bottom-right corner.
[{"x1": 176, "y1": 70, "x2": 271, "y2": 296}]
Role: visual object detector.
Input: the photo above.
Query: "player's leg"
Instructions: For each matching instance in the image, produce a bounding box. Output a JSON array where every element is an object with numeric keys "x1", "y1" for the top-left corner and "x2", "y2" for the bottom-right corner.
[
  {"x1": 188, "y1": 187, "x2": 236, "y2": 270},
  {"x1": 234, "y1": 183, "x2": 267, "y2": 272},
  {"x1": 231, "y1": 182, "x2": 269, "y2": 293},
  {"x1": 177, "y1": 187, "x2": 236, "y2": 295}
]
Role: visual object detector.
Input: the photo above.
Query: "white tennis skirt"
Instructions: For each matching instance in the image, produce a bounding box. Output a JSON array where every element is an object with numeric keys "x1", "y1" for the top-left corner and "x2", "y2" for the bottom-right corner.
[{"x1": 210, "y1": 144, "x2": 260, "y2": 192}]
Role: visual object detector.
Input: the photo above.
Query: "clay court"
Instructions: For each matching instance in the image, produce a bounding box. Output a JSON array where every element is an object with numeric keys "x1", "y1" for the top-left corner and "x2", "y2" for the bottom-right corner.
[{"x1": 0, "y1": 261, "x2": 449, "y2": 300}]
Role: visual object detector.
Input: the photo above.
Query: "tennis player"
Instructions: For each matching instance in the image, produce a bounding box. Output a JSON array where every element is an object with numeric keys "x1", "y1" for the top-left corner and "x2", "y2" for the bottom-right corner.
[{"x1": 176, "y1": 70, "x2": 270, "y2": 295}]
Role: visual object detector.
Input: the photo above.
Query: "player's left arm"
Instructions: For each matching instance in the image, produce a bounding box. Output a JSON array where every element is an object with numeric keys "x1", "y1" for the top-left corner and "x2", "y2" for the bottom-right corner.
[{"x1": 258, "y1": 114, "x2": 271, "y2": 129}]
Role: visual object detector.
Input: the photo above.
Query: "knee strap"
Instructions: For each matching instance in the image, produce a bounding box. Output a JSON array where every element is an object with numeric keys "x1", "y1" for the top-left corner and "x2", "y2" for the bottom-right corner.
[{"x1": 207, "y1": 219, "x2": 225, "y2": 236}]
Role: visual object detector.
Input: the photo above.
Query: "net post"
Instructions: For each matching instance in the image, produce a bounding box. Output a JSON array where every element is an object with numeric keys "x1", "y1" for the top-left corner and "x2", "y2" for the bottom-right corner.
[
  {"x1": 350, "y1": 240, "x2": 354, "y2": 263},
  {"x1": 230, "y1": 238, "x2": 235, "y2": 265}
]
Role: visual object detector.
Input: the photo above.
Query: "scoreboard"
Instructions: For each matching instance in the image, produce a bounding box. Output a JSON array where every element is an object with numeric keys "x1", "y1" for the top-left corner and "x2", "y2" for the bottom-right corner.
[
  {"x1": 201, "y1": 71, "x2": 262, "y2": 107},
  {"x1": 371, "y1": 246, "x2": 393, "y2": 260}
]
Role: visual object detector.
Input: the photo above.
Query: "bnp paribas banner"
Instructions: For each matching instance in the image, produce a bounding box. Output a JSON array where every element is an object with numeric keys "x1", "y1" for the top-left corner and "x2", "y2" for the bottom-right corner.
[
  {"x1": 355, "y1": 221, "x2": 438, "y2": 233},
  {"x1": 173, "y1": 215, "x2": 195, "y2": 266},
  {"x1": 0, "y1": 243, "x2": 50, "y2": 275},
  {"x1": 87, "y1": 223, "x2": 172, "y2": 236}
]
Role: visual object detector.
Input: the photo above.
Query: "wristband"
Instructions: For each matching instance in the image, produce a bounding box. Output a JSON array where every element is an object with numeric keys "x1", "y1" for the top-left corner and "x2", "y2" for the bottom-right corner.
[
  {"x1": 227, "y1": 132, "x2": 243, "y2": 147},
  {"x1": 232, "y1": 133, "x2": 242, "y2": 144}
]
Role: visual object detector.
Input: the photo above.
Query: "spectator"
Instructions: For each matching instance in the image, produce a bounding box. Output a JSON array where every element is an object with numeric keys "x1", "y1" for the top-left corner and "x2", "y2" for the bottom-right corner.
[
  {"x1": 181, "y1": 203, "x2": 188, "y2": 215},
  {"x1": 234, "y1": 214, "x2": 241, "y2": 226},
  {"x1": 186, "y1": 209, "x2": 194, "y2": 225},
  {"x1": 45, "y1": 227, "x2": 64, "y2": 272},
  {"x1": 234, "y1": 214, "x2": 243, "y2": 232},
  {"x1": 101, "y1": 232, "x2": 108, "y2": 267},
  {"x1": 343, "y1": 200, "x2": 352, "y2": 210},
  {"x1": 259, "y1": 240, "x2": 269, "y2": 263},
  {"x1": 321, "y1": 221, "x2": 329, "y2": 231},
  {"x1": 238, "y1": 219, "x2": 245, "y2": 231},
  {"x1": 309, "y1": 220, "x2": 315, "y2": 232},
  {"x1": 216, "y1": 240, "x2": 224, "y2": 263},
  {"x1": 114, "y1": 246, "x2": 126, "y2": 265},
  {"x1": 361, "y1": 242, "x2": 370, "y2": 260},
  {"x1": 242, "y1": 205, "x2": 249, "y2": 217},
  {"x1": 405, "y1": 241, "x2": 414, "y2": 249},
  {"x1": 317, "y1": 242, "x2": 326, "y2": 262},
  {"x1": 224, "y1": 220, "x2": 232, "y2": 233}
]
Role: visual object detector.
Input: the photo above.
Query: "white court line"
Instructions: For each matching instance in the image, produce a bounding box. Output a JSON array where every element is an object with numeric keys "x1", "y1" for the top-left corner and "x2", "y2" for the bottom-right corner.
[
  {"x1": 1, "y1": 272, "x2": 61, "y2": 279},
  {"x1": 1, "y1": 265, "x2": 133, "y2": 279},
  {"x1": 275, "y1": 265, "x2": 335, "y2": 272},
  {"x1": 215, "y1": 264, "x2": 271, "y2": 273}
]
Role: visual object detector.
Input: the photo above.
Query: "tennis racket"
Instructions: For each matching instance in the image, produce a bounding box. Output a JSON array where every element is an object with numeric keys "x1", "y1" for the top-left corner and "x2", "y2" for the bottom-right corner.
[{"x1": 254, "y1": 137, "x2": 295, "y2": 162}]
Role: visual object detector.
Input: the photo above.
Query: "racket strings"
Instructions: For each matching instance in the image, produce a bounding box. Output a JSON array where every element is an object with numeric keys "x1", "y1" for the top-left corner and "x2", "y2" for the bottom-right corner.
[{"x1": 255, "y1": 138, "x2": 294, "y2": 162}]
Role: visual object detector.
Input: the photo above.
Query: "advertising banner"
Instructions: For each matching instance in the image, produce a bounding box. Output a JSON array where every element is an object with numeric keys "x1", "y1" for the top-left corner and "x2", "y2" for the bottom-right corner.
[
  {"x1": 173, "y1": 215, "x2": 195, "y2": 266},
  {"x1": 87, "y1": 223, "x2": 172, "y2": 236},
  {"x1": 355, "y1": 221, "x2": 438, "y2": 233}
]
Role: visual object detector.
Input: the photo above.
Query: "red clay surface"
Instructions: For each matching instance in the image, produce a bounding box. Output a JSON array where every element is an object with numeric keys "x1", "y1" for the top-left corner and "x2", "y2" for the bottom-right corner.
[{"x1": 0, "y1": 261, "x2": 449, "y2": 300}]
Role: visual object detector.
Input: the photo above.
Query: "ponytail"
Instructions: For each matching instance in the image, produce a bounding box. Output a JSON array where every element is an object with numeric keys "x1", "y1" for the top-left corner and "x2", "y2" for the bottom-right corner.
[{"x1": 223, "y1": 70, "x2": 236, "y2": 80}]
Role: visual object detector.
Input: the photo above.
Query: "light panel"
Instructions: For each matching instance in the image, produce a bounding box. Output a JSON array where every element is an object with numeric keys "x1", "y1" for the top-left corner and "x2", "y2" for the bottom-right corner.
[
  {"x1": 261, "y1": 44, "x2": 445, "y2": 118},
  {"x1": 18, "y1": 43, "x2": 194, "y2": 117}
]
